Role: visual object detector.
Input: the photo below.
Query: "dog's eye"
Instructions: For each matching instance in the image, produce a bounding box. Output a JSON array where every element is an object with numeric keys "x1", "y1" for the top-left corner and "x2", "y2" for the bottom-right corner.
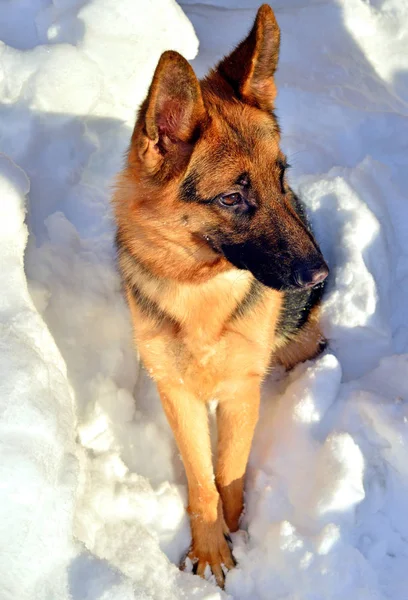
[{"x1": 218, "y1": 193, "x2": 243, "y2": 207}]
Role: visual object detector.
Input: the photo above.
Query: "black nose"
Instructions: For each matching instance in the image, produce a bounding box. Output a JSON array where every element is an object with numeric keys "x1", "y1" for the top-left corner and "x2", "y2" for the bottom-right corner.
[{"x1": 293, "y1": 263, "x2": 329, "y2": 288}]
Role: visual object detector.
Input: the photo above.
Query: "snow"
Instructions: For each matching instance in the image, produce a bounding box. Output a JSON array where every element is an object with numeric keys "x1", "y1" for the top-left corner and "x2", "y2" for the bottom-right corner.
[{"x1": 1, "y1": 0, "x2": 408, "y2": 599}]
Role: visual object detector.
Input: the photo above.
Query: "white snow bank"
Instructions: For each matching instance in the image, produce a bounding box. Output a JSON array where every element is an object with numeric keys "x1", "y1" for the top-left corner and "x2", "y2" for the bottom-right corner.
[
  {"x1": 0, "y1": 157, "x2": 81, "y2": 599},
  {"x1": 1, "y1": 0, "x2": 408, "y2": 598}
]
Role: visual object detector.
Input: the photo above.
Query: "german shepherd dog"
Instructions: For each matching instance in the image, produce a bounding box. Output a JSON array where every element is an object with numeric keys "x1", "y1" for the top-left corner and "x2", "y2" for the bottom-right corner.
[{"x1": 113, "y1": 4, "x2": 328, "y2": 587}]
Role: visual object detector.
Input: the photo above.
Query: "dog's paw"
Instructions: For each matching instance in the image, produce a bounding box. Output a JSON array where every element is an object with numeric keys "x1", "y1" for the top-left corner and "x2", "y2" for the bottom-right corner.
[{"x1": 181, "y1": 533, "x2": 236, "y2": 588}]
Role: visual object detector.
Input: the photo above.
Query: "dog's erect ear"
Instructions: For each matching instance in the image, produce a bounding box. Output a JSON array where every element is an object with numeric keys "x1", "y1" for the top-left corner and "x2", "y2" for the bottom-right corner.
[
  {"x1": 138, "y1": 51, "x2": 205, "y2": 174},
  {"x1": 216, "y1": 4, "x2": 280, "y2": 111}
]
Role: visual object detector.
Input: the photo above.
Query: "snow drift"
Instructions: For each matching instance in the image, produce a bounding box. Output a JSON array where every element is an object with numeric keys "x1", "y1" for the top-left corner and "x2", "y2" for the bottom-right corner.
[{"x1": 1, "y1": 0, "x2": 408, "y2": 598}]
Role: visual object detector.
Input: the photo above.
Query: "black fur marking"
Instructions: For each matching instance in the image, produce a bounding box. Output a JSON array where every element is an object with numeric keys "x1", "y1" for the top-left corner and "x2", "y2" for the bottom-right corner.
[
  {"x1": 180, "y1": 170, "x2": 225, "y2": 205},
  {"x1": 229, "y1": 278, "x2": 264, "y2": 321},
  {"x1": 180, "y1": 170, "x2": 208, "y2": 203},
  {"x1": 221, "y1": 235, "x2": 295, "y2": 290},
  {"x1": 128, "y1": 279, "x2": 179, "y2": 326},
  {"x1": 276, "y1": 281, "x2": 325, "y2": 340}
]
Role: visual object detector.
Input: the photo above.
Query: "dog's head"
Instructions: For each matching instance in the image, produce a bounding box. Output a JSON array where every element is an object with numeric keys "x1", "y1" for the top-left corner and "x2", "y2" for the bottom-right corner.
[{"x1": 122, "y1": 4, "x2": 328, "y2": 290}]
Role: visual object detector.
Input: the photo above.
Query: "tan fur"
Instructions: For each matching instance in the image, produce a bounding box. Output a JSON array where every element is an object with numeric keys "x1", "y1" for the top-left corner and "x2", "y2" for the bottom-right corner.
[{"x1": 112, "y1": 4, "x2": 327, "y2": 588}]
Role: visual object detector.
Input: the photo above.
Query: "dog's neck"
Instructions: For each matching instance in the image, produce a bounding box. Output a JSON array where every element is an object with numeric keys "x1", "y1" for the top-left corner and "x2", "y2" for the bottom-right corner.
[{"x1": 117, "y1": 239, "x2": 255, "y2": 335}]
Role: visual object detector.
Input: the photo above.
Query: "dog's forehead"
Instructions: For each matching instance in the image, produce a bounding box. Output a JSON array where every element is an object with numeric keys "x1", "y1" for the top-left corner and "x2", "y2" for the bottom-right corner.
[
  {"x1": 182, "y1": 115, "x2": 282, "y2": 203},
  {"x1": 217, "y1": 101, "x2": 277, "y2": 135},
  {"x1": 187, "y1": 105, "x2": 281, "y2": 186},
  {"x1": 201, "y1": 103, "x2": 281, "y2": 161}
]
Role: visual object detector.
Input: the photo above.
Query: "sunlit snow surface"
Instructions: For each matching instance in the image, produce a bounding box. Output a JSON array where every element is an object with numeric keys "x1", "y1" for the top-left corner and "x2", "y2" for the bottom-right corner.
[{"x1": 1, "y1": 0, "x2": 408, "y2": 598}]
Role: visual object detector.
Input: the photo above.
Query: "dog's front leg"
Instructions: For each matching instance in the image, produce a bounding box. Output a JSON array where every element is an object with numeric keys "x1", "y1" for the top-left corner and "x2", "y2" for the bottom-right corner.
[
  {"x1": 157, "y1": 383, "x2": 235, "y2": 586},
  {"x1": 216, "y1": 379, "x2": 261, "y2": 532}
]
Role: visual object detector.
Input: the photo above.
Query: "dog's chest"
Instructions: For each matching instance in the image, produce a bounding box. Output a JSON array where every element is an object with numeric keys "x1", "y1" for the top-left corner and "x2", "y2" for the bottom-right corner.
[
  {"x1": 133, "y1": 270, "x2": 281, "y2": 399},
  {"x1": 166, "y1": 270, "x2": 252, "y2": 325},
  {"x1": 177, "y1": 328, "x2": 262, "y2": 399},
  {"x1": 163, "y1": 277, "x2": 280, "y2": 399}
]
